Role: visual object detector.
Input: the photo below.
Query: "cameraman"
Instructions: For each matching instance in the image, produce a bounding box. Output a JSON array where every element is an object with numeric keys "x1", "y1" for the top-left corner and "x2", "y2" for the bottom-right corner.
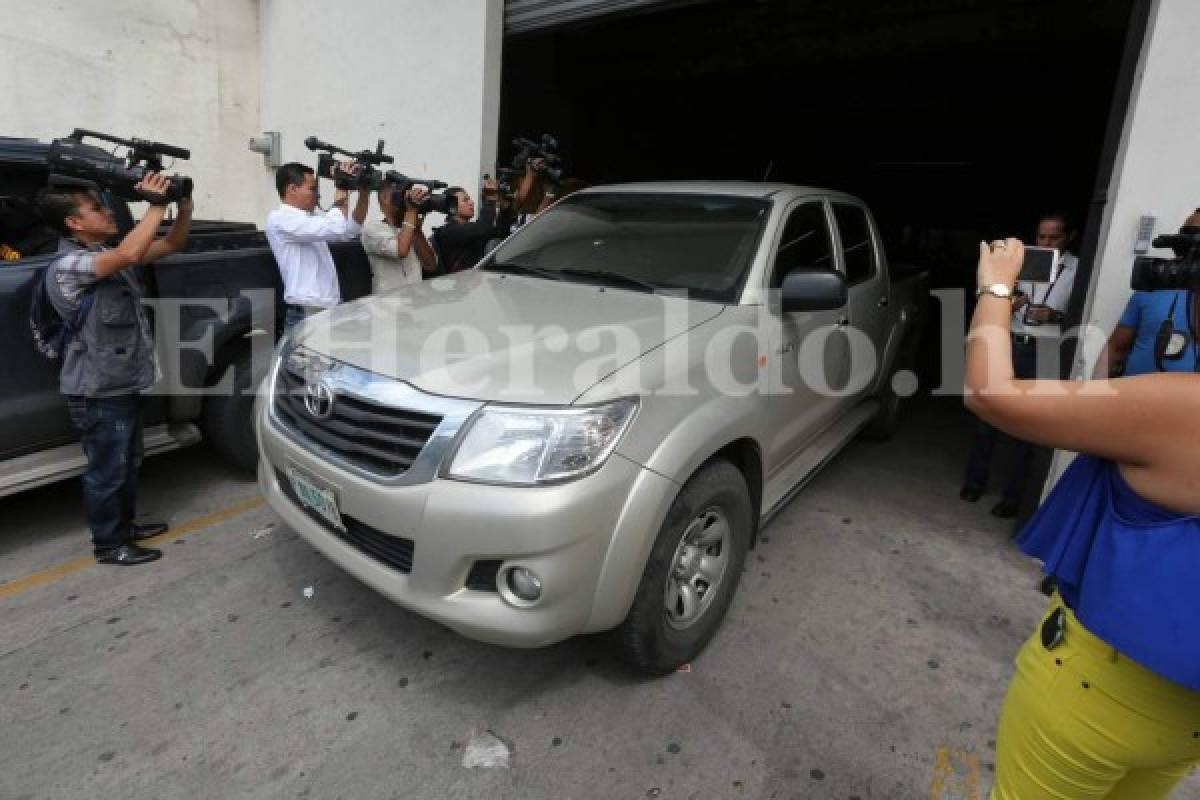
[
  {"x1": 1101, "y1": 208, "x2": 1200, "y2": 377},
  {"x1": 36, "y1": 174, "x2": 192, "y2": 566},
  {"x1": 361, "y1": 182, "x2": 436, "y2": 291},
  {"x1": 266, "y1": 162, "x2": 369, "y2": 332},
  {"x1": 432, "y1": 177, "x2": 510, "y2": 274},
  {"x1": 507, "y1": 159, "x2": 556, "y2": 236}
]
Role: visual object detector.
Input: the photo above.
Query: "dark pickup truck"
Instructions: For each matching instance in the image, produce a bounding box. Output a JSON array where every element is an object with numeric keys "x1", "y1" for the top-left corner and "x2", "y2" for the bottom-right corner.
[{"x1": 0, "y1": 136, "x2": 372, "y2": 497}]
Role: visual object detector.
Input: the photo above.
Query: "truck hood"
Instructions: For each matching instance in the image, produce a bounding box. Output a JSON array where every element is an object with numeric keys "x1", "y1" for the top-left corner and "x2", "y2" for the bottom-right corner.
[{"x1": 294, "y1": 270, "x2": 724, "y2": 404}]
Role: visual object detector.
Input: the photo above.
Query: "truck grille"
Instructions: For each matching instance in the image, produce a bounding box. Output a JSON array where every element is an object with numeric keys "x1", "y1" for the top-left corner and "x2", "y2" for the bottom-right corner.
[
  {"x1": 276, "y1": 469, "x2": 414, "y2": 573},
  {"x1": 274, "y1": 361, "x2": 443, "y2": 477}
]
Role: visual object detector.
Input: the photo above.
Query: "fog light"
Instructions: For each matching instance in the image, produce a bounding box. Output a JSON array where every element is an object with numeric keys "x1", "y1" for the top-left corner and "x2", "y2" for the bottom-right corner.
[{"x1": 506, "y1": 567, "x2": 543, "y2": 602}]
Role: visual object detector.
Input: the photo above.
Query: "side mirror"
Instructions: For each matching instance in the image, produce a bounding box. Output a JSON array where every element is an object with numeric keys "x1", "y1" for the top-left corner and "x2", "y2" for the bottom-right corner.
[{"x1": 780, "y1": 268, "x2": 848, "y2": 312}]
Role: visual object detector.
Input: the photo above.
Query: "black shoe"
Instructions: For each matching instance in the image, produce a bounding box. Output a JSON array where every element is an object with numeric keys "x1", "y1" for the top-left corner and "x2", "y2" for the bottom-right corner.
[
  {"x1": 991, "y1": 499, "x2": 1020, "y2": 518},
  {"x1": 1039, "y1": 575, "x2": 1057, "y2": 597},
  {"x1": 959, "y1": 485, "x2": 984, "y2": 503},
  {"x1": 95, "y1": 543, "x2": 163, "y2": 566},
  {"x1": 131, "y1": 521, "x2": 168, "y2": 541}
]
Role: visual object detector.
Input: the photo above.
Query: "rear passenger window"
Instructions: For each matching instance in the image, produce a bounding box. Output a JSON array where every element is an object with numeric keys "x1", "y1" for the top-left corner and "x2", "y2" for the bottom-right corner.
[
  {"x1": 832, "y1": 204, "x2": 876, "y2": 285},
  {"x1": 770, "y1": 202, "x2": 833, "y2": 289}
]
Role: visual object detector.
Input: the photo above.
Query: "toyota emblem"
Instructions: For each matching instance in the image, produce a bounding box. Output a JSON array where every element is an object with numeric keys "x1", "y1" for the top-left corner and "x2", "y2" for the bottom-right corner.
[{"x1": 303, "y1": 380, "x2": 335, "y2": 420}]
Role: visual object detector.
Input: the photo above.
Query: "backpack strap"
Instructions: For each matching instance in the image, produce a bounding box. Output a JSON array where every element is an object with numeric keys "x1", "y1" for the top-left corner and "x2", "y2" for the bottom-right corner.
[{"x1": 62, "y1": 289, "x2": 95, "y2": 351}]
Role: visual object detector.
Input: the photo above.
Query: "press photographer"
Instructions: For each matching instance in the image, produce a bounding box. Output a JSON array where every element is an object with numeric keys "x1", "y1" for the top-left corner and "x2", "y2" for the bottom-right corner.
[
  {"x1": 432, "y1": 176, "x2": 512, "y2": 275},
  {"x1": 34, "y1": 131, "x2": 196, "y2": 566},
  {"x1": 1102, "y1": 209, "x2": 1200, "y2": 377},
  {"x1": 361, "y1": 177, "x2": 437, "y2": 291},
  {"x1": 266, "y1": 145, "x2": 371, "y2": 332},
  {"x1": 496, "y1": 134, "x2": 565, "y2": 234}
]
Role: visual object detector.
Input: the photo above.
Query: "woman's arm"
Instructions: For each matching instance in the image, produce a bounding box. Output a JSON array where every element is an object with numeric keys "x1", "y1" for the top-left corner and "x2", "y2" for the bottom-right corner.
[{"x1": 964, "y1": 239, "x2": 1200, "y2": 467}]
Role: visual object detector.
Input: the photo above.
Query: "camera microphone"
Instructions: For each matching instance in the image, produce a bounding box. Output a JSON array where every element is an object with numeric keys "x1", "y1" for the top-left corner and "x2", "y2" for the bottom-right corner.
[{"x1": 130, "y1": 138, "x2": 190, "y2": 160}]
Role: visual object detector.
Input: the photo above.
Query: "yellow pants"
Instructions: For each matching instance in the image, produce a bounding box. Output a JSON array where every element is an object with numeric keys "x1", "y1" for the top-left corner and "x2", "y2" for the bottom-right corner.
[{"x1": 991, "y1": 598, "x2": 1200, "y2": 798}]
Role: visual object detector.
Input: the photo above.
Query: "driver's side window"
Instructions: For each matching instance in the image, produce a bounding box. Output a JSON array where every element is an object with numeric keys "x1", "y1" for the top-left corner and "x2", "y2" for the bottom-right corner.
[{"x1": 769, "y1": 202, "x2": 833, "y2": 290}]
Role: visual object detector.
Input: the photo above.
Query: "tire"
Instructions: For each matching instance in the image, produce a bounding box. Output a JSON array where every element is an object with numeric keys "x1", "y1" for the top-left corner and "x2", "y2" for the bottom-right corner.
[
  {"x1": 201, "y1": 348, "x2": 260, "y2": 474},
  {"x1": 618, "y1": 459, "x2": 752, "y2": 674}
]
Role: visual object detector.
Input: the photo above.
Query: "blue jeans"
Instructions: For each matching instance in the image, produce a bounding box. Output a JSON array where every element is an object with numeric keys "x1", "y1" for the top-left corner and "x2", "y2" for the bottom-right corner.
[{"x1": 66, "y1": 395, "x2": 144, "y2": 552}]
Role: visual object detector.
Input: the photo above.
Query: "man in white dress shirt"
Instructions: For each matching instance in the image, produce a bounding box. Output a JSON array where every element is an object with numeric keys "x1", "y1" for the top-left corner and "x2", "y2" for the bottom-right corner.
[
  {"x1": 962, "y1": 212, "x2": 1080, "y2": 518},
  {"x1": 265, "y1": 162, "x2": 370, "y2": 333}
]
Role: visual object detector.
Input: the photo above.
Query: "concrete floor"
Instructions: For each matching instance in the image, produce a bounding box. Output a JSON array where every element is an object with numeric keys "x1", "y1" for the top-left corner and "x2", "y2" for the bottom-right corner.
[{"x1": 2, "y1": 396, "x2": 1197, "y2": 800}]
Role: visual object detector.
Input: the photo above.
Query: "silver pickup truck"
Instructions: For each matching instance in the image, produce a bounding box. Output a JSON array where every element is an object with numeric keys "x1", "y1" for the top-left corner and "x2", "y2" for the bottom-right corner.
[{"x1": 256, "y1": 182, "x2": 926, "y2": 673}]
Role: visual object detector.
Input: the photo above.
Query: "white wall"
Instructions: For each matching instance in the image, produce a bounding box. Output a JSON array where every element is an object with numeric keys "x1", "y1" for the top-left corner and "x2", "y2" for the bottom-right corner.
[
  {"x1": 0, "y1": 0, "x2": 262, "y2": 222},
  {"x1": 1047, "y1": 0, "x2": 1199, "y2": 483},
  {"x1": 258, "y1": 0, "x2": 504, "y2": 226}
]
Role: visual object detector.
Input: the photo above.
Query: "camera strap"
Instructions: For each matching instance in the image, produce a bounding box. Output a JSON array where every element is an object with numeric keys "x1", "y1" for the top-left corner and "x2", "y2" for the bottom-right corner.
[
  {"x1": 1037, "y1": 270, "x2": 1063, "y2": 307},
  {"x1": 1154, "y1": 291, "x2": 1189, "y2": 371}
]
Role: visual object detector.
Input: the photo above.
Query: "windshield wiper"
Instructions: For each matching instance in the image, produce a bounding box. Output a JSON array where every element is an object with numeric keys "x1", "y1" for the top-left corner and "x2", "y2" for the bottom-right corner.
[
  {"x1": 482, "y1": 262, "x2": 563, "y2": 281},
  {"x1": 557, "y1": 268, "x2": 658, "y2": 293}
]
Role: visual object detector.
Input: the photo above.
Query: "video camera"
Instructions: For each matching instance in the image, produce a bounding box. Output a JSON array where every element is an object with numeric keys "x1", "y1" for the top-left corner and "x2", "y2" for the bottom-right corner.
[
  {"x1": 510, "y1": 134, "x2": 563, "y2": 185},
  {"x1": 380, "y1": 172, "x2": 457, "y2": 215},
  {"x1": 304, "y1": 136, "x2": 395, "y2": 191},
  {"x1": 47, "y1": 129, "x2": 193, "y2": 203},
  {"x1": 1131, "y1": 227, "x2": 1200, "y2": 291},
  {"x1": 495, "y1": 167, "x2": 523, "y2": 198},
  {"x1": 304, "y1": 135, "x2": 459, "y2": 214}
]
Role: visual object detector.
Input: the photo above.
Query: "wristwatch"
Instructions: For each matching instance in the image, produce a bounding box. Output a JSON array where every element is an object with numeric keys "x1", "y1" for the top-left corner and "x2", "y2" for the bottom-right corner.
[{"x1": 976, "y1": 283, "x2": 1015, "y2": 300}]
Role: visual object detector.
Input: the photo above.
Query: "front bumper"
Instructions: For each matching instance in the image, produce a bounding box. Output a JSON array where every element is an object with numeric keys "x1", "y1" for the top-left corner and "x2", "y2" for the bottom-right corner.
[{"x1": 257, "y1": 395, "x2": 676, "y2": 648}]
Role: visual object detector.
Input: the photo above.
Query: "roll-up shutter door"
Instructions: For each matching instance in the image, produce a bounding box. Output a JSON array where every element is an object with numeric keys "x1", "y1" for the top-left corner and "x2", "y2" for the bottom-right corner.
[{"x1": 505, "y1": 0, "x2": 675, "y2": 35}]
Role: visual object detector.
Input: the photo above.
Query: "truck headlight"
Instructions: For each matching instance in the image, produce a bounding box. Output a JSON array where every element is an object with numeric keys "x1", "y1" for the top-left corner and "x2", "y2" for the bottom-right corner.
[{"x1": 447, "y1": 399, "x2": 638, "y2": 485}]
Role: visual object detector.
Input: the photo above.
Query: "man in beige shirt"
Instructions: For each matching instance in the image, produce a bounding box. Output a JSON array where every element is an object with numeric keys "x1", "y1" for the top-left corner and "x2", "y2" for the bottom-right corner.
[{"x1": 361, "y1": 181, "x2": 436, "y2": 292}]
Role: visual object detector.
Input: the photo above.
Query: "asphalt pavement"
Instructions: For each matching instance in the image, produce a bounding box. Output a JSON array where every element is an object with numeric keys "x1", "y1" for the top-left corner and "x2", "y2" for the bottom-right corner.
[{"x1": 2, "y1": 396, "x2": 1197, "y2": 799}]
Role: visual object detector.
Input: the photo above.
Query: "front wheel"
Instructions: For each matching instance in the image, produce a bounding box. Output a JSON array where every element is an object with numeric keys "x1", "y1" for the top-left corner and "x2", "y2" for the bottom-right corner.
[{"x1": 618, "y1": 459, "x2": 752, "y2": 674}]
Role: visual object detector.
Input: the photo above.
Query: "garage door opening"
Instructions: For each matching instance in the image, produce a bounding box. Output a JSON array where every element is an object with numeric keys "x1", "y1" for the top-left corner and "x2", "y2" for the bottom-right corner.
[{"x1": 500, "y1": 0, "x2": 1139, "y2": 292}]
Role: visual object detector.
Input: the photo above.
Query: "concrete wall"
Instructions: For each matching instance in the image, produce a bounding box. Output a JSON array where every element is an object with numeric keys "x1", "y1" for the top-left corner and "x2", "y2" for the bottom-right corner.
[
  {"x1": 1, "y1": 0, "x2": 503, "y2": 227},
  {"x1": 258, "y1": 0, "x2": 504, "y2": 226},
  {"x1": 1047, "y1": 0, "x2": 1199, "y2": 483},
  {"x1": 0, "y1": 0, "x2": 262, "y2": 222}
]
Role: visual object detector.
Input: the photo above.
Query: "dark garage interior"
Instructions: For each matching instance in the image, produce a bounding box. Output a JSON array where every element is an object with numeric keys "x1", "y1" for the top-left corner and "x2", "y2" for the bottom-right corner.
[
  {"x1": 500, "y1": 0, "x2": 1139, "y2": 290},
  {"x1": 499, "y1": 0, "x2": 1143, "y2": 517}
]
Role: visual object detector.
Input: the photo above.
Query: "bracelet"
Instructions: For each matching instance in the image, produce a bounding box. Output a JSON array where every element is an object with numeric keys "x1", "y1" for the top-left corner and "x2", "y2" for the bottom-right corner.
[{"x1": 401, "y1": 221, "x2": 417, "y2": 230}]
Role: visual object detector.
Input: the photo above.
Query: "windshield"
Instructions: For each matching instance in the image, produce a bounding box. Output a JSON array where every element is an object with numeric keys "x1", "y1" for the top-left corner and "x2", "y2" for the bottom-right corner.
[{"x1": 483, "y1": 192, "x2": 770, "y2": 303}]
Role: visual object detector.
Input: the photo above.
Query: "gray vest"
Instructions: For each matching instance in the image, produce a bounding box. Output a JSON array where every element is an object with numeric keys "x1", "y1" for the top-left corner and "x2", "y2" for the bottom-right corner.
[{"x1": 47, "y1": 242, "x2": 157, "y2": 398}]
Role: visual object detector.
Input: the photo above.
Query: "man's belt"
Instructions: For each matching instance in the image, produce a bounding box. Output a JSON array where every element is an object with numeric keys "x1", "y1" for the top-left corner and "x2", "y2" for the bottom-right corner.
[{"x1": 1012, "y1": 333, "x2": 1037, "y2": 346}]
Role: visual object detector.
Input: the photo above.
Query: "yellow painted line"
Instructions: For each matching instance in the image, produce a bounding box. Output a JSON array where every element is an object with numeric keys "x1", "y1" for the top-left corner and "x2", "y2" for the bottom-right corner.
[
  {"x1": 0, "y1": 495, "x2": 266, "y2": 600},
  {"x1": 929, "y1": 745, "x2": 981, "y2": 800}
]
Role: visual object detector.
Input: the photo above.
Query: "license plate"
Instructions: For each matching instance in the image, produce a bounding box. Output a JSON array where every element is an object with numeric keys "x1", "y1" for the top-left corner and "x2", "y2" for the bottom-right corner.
[{"x1": 286, "y1": 465, "x2": 345, "y2": 532}]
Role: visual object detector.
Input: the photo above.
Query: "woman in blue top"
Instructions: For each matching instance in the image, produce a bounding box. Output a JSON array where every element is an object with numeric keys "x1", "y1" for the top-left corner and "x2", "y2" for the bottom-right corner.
[{"x1": 968, "y1": 238, "x2": 1200, "y2": 799}]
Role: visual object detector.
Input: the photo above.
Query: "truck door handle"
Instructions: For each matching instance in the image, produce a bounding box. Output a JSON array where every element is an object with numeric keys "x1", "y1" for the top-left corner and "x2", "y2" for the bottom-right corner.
[
  {"x1": 836, "y1": 318, "x2": 850, "y2": 328},
  {"x1": 777, "y1": 341, "x2": 796, "y2": 354},
  {"x1": 877, "y1": 297, "x2": 889, "y2": 308}
]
